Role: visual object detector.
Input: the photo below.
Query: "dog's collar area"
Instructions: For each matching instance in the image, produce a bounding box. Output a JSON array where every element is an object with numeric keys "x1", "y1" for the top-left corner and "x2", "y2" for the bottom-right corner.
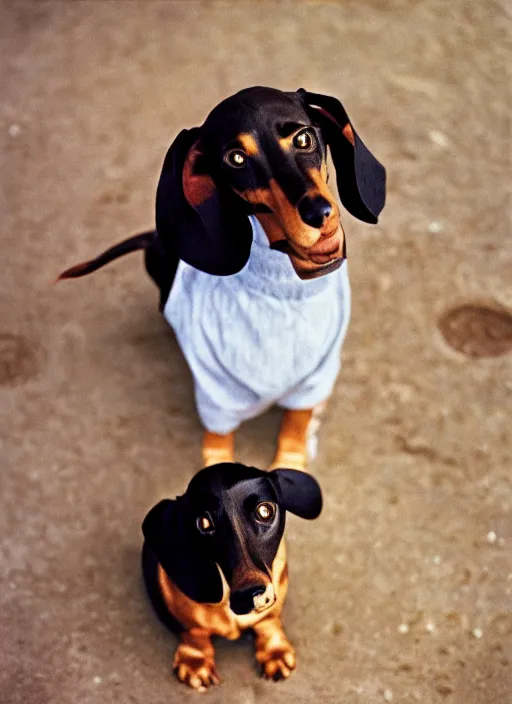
[
  {"x1": 295, "y1": 256, "x2": 345, "y2": 280},
  {"x1": 233, "y1": 216, "x2": 342, "y2": 300}
]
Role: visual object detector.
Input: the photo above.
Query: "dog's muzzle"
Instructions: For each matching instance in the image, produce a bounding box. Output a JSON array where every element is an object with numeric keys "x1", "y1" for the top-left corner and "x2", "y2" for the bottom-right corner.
[
  {"x1": 297, "y1": 194, "x2": 333, "y2": 229},
  {"x1": 230, "y1": 583, "x2": 276, "y2": 615}
]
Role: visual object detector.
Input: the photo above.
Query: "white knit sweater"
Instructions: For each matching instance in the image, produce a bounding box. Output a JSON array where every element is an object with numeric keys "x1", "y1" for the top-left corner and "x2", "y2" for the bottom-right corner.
[{"x1": 164, "y1": 215, "x2": 351, "y2": 433}]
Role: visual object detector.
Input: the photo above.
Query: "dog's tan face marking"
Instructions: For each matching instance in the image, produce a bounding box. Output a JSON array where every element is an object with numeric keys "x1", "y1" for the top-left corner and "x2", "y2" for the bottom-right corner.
[
  {"x1": 235, "y1": 178, "x2": 316, "y2": 247},
  {"x1": 237, "y1": 133, "x2": 259, "y2": 156},
  {"x1": 236, "y1": 168, "x2": 344, "y2": 279},
  {"x1": 237, "y1": 174, "x2": 339, "y2": 250},
  {"x1": 224, "y1": 125, "x2": 344, "y2": 278},
  {"x1": 306, "y1": 167, "x2": 338, "y2": 217},
  {"x1": 305, "y1": 167, "x2": 345, "y2": 251}
]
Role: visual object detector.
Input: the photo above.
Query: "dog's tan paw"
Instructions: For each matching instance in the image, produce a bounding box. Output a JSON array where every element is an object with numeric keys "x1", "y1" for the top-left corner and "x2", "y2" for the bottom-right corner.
[
  {"x1": 256, "y1": 645, "x2": 296, "y2": 681},
  {"x1": 173, "y1": 648, "x2": 220, "y2": 691},
  {"x1": 268, "y1": 450, "x2": 307, "y2": 471}
]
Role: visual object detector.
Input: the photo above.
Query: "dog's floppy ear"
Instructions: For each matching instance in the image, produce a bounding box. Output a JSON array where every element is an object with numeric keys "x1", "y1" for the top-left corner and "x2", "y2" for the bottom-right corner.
[
  {"x1": 155, "y1": 128, "x2": 253, "y2": 276},
  {"x1": 297, "y1": 89, "x2": 386, "y2": 224},
  {"x1": 270, "y1": 469, "x2": 323, "y2": 520},
  {"x1": 142, "y1": 497, "x2": 224, "y2": 604}
]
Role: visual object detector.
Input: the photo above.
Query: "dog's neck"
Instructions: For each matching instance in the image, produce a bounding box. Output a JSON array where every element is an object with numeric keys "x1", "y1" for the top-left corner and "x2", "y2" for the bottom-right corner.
[{"x1": 236, "y1": 216, "x2": 337, "y2": 300}]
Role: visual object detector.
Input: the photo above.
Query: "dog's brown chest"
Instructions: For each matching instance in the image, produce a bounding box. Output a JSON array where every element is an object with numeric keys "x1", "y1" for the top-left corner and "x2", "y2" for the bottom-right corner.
[{"x1": 157, "y1": 540, "x2": 288, "y2": 639}]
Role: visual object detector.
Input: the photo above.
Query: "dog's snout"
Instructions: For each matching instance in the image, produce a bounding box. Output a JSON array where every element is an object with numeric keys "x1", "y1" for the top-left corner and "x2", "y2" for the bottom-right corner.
[
  {"x1": 230, "y1": 584, "x2": 267, "y2": 615},
  {"x1": 298, "y1": 195, "x2": 332, "y2": 229}
]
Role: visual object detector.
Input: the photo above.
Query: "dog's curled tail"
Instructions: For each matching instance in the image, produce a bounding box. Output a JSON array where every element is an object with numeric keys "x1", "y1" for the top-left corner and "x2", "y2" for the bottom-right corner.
[{"x1": 56, "y1": 230, "x2": 157, "y2": 281}]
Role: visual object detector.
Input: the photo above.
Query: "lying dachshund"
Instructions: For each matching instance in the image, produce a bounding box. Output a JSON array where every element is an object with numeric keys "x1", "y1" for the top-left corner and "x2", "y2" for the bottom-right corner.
[
  {"x1": 142, "y1": 462, "x2": 322, "y2": 690},
  {"x1": 59, "y1": 87, "x2": 386, "y2": 469}
]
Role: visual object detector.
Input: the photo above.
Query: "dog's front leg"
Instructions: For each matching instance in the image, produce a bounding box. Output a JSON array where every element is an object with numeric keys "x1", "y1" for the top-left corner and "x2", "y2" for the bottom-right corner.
[
  {"x1": 253, "y1": 614, "x2": 296, "y2": 680},
  {"x1": 269, "y1": 408, "x2": 320, "y2": 470},
  {"x1": 173, "y1": 627, "x2": 220, "y2": 690},
  {"x1": 202, "y1": 430, "x2": 235, "y2": 467}
]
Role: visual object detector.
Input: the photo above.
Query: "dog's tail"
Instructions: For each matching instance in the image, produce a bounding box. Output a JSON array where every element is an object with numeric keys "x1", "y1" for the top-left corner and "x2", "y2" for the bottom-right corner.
[{"x1": 57, "y1": 230, "x2": 157, "y2": 281}]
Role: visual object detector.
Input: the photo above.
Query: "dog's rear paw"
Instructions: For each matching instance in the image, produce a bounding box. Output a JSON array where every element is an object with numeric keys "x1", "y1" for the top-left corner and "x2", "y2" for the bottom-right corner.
[
  {"x1": 173, "y1": 649, "x2": 220, "y2": 691},
  {"x1": 256, "y1": 646, "x2": 296, "y2": 681}
]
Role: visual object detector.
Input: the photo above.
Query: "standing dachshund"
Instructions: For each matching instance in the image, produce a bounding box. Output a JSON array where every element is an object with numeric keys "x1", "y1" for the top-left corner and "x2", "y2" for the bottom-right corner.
[
  {"x1": 59, "y1": 87, "x2": 386, "y2": 468},
  {"x1": 142, "y1": 462, "x2": 322, "y2": 689}
]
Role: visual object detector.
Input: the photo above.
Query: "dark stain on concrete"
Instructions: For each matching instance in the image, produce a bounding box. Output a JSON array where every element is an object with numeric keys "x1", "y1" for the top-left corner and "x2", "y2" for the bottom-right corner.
[
  {"x1": 438, "y1": 304, "x2": 512, "y2": 358},
  {"x1": 0, "y1": 333, "x2": 43, "y2": 386}
]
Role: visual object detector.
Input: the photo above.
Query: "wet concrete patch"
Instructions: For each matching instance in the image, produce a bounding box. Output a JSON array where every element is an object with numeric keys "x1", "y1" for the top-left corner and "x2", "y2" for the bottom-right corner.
[
  {"x1": 0, "y1": 333, "x2": 43, "y2": 386},
  {"x1": 438, "y1": 305, "x2": 512, "y2": 358}
]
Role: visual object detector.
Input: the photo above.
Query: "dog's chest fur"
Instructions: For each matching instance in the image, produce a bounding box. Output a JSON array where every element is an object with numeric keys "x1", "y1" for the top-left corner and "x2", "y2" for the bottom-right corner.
[{"x1": 157, "y1": 540, "x2": 288, "y2": 639}]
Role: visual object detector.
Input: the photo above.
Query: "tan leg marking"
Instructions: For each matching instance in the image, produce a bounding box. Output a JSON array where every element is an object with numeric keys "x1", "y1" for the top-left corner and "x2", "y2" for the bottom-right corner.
[
  {"x1": 269, "y1": 408, "x2": 314, "y2": 470},
  {"x1": 202, "y1": 431, "x2": 235, "y2": 467},
  {"x1": 173, "y1": 628, "x2": 220, "y2": 691},
  {"x1": 253, "y1": 614, "x2": 296, "y2": 681}
]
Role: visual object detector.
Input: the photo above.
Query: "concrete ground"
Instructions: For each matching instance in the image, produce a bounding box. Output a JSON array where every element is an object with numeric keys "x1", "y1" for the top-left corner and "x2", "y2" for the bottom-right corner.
[{"x1": 1, "y1": 1, "x2": 511, "y2": 702}]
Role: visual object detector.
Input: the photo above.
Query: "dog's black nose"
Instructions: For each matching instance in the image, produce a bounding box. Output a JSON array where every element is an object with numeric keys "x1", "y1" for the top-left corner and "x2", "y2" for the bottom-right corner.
[
  {"x1": 298, "y1": 195, "x2": 332, "y2": 228},
  {"x1": 230, "y1": 585, "x2": 266, "y2": 615}
]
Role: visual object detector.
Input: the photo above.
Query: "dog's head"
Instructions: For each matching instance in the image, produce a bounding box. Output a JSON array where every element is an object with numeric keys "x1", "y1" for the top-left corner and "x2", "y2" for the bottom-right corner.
[
  {"x1": 156, "y1": 86, "x2": 386, "y2": 280},
  {"x1": 142, "y1": 463, "x2": 322, "y2": 615}
]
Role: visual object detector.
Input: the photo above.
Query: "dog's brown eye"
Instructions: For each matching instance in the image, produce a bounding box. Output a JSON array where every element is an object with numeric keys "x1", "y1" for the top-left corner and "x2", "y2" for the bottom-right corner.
[
  {"x1": 197, "y1": 514, "x2": 215, "y2": 534},
  {"x1": 225, "y1": 150, "x2": 247, "y2": 168},
  {"x1": 255, "y1": 502, "x2": 275, "y2": 522},
  {"x1": 293, "y1": 130, "x2": 314, "y2": 150}
]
